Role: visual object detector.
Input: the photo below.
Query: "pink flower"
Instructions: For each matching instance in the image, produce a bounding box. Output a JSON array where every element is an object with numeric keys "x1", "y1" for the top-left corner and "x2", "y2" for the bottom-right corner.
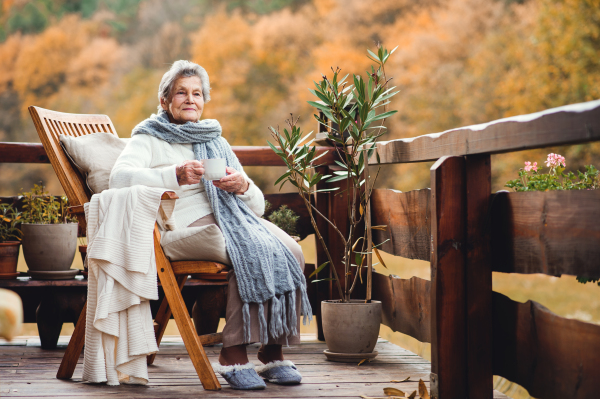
[
  {"x1": 532, "y1": 162, "x2": 538, "y2": 171},
  {"x1": 545, "y1": 153, "x2": 566, "y2": 168},
  {"x1": 524, "y1": 161, "x2": 533, "y2": 172}
]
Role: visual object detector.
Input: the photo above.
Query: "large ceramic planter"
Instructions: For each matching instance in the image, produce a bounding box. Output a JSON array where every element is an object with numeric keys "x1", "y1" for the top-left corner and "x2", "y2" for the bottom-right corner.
[
  {"x1": 21, "y1": 223, "x2": 78, "y2": 275},
  {"x1": 321, "y1": 299, "x2": 382, "y2": 362},
  {"x1": 0, "y1": 242, "x2": 21, "y2": 279}
]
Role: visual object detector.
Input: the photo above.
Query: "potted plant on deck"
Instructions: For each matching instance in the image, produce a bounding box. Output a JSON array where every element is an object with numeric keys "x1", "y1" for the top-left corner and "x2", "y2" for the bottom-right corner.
[
  {"x1": 268, "y1": 46, "x2": 399, "y2": 361},
  {"x1": 0, "y1": 204, "x2": 23, "y2": 279},
  {"x1": 20, "y1": 184, "x2": 79, "y2": 280}
]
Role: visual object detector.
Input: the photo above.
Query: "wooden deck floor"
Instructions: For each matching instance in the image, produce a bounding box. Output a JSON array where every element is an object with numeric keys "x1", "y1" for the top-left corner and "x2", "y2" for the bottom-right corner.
[{"x1": 0, "y1": 335, "x2": 509, "y2": 398}]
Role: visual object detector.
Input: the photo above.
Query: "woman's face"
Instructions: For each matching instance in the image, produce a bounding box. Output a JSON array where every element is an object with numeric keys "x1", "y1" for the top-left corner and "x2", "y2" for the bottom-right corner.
[{"x1": 161, "y1": 76, "x2": 205, "y2": 124}]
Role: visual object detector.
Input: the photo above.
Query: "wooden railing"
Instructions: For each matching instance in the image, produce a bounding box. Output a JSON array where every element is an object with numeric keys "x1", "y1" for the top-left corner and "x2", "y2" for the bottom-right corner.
[
  {"x1": 2, "y1": 99, "x2": 600, "y2": 398},
  {"x1": 363, "y1": 100, "x2": 600, "y2": 399}
]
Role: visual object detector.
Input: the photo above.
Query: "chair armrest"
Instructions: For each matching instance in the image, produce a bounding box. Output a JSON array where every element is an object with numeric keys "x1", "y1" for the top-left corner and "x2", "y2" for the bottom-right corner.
[
  {"x1": 67, "y1": 205, "x2": 85, "y2": 215},
  {"x1": 161, "y1": 191, "x2": 179, "y2": 200},
  {"x1": 67, "y1": 191, "x2": 178, "y2": 216}
]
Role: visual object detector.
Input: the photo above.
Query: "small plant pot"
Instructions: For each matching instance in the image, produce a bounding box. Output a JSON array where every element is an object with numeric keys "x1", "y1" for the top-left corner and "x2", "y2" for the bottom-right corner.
[
  {"x1": 21, "y1": 223, "x2": 78, "y2": 273},
  {"x1": 321, "y1": 299, "x2": 382, "y2": 362},
  {"x1": 0, "y1": 242, "x2": 21, "y2": 279},
  {"x1": 79, "y1": 245, "x2": 88, "y2": 278}
]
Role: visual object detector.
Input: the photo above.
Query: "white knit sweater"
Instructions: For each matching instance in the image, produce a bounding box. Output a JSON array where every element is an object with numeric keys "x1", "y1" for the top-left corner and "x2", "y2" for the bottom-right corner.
[{"x1": 109, "y1": 134, "x2": 265, "y2": 229}]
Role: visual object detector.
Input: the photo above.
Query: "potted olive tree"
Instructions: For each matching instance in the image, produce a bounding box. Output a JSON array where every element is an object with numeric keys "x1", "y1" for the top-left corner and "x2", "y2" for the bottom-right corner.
[
  {"x1": 20, "y1": 184, "x2": 79, "y2": 280},
  {"x1": 268, "y1": 46, "x2": 399, "y2": 361},
  {"x1": 0, "y1": 204, "x2": 23, "y2": 279}
]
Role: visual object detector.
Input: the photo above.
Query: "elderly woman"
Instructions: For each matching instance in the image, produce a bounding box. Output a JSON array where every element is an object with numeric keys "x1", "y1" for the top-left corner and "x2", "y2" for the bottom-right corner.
[{"x1": 109, "y1": 60, "x2": 311, "y2": 390}]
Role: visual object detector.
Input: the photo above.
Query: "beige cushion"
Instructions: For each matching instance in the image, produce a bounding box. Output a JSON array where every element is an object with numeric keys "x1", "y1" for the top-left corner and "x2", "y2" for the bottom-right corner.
[
  {"x1": 59, "y1": 133, "x2": 127, "y2": 193},
  {"x1": 160, "y1": 224, "x2": 231, "y2": 265}
]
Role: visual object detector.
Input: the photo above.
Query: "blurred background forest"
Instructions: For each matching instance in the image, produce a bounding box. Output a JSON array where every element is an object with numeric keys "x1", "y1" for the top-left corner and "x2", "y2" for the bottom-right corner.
[
  {"x1": 1, "y1": 0, "x2": 600, "y2": 195},
  {"x1": 1, "y1": 1, "x2": 599, "y2": 398}
]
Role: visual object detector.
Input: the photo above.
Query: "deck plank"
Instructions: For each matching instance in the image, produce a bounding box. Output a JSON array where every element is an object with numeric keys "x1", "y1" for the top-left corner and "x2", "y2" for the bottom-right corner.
[{"x1": 0, "y1": 336, "x2": 509, "y2": 398}]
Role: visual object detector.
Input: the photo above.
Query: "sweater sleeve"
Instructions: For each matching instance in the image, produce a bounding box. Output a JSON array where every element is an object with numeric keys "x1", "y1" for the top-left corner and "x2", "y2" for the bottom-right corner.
[
  {"x1": 109, "y1": 134, "x2": 180, "y2": 190},
  {"x1": 236, "y1": 172, "x2": 265, "y2": 217},
  {"x1": 218, "y1": 137, "x2": 265, "y2": 217}
]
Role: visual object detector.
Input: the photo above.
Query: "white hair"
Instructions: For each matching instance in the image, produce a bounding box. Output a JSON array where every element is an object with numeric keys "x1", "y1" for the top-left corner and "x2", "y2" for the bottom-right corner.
[{"x1": 157, "y1": 60, "x2": 211, "y2": 111}]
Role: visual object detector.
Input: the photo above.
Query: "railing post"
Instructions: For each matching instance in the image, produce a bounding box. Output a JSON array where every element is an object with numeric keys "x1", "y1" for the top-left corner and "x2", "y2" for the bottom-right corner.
[
  {"x1": 430, "y1": 156, "x2": 467, "y2": 398},
  {"x1": 465, "y1": 154, "x2": 492, "y2": 398}
]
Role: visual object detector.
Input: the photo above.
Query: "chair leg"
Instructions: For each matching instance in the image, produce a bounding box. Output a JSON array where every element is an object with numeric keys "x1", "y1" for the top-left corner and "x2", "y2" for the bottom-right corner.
[
  {"x1": 57, "y1": 301, "x2": 87, "y2": 380},
  {"x1": 148, "y1": 274, "x2": 187, "y2": 365},
  {"x1": 154, "y1": 227, "x2": 221, "y2": 390}
]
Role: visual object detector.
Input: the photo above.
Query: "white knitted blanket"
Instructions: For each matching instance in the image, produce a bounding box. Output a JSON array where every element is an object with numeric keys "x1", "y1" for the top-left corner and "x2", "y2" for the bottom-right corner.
[{"x1": 82, "y1": 186, "x2": 174, "y2": 385}]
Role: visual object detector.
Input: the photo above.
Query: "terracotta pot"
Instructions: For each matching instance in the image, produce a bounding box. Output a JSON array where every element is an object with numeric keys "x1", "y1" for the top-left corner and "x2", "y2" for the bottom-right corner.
[
  {"x1": 321, "y1": 299, "x2": 382, "y2": 360},
  {"x1": 0, "y1": 241, "x2": 21, "y2": 279},
  {"x1": 21, "y1": 223, "x2": 78, "y2": 272}
]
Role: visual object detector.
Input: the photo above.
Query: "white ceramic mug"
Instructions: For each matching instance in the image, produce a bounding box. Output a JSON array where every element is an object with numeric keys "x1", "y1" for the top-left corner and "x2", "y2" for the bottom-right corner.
[{"x1": 202, "y1": 158, "x2": 227, "y2": 181}]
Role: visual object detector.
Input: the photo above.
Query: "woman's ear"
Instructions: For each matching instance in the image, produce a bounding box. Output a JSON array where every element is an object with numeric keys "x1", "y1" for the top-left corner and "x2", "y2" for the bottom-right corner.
[{"x1": 160, "y1": 97, "x2": 169, "y2": 111}]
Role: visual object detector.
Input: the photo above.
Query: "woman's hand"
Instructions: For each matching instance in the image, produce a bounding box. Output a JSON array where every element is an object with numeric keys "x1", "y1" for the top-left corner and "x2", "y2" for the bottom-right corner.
[
  {"x1": 176, "y1": 160, "x2": 204, "y2": 185},
  {"x1": 213, "y1": 167, "x2": 249, "y2": 195}
]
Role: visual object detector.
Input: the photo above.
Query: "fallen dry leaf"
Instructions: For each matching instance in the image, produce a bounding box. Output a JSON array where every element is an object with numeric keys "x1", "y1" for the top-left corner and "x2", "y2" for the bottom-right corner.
[
  {"x1": 408, "y1": 390, "x2": 417, "y2": 398},
  {"x1": 418, "y1": 379, "x2": 430, "y2": 399},
  {"x1": 390, "y1": 376, "x2": 411, "y2": 383},
  {"x1": 361, "y1": 395, "x2": 404, "y2": 399},
  {"x1": 358, "y1": 358, "x2": 368, "y2": 366},
  {"x1": 383, "y1": 387, "x2": 405, "y2": 396}
]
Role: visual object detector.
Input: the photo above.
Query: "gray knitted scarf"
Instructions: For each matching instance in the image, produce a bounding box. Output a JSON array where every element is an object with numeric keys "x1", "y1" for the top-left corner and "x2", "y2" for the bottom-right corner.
[{"x1": 132, "y1": 111, "x2": 312, "y2": 344}]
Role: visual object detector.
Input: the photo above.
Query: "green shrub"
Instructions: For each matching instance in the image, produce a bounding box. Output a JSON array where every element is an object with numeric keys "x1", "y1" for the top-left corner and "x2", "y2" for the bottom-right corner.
[{"x1": 0, "y1": 204, "x2": 22, "y2": 242}]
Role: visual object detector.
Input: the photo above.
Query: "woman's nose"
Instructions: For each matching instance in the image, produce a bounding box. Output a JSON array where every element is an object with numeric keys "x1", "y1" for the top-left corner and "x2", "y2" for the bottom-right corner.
[{"x1": 186, "y1": 93, "x2": 194, "y2": 103}]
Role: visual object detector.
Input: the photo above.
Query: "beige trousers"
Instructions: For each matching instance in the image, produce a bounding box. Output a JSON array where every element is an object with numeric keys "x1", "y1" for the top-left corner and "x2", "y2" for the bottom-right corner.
[{"x1": 188, "y1": 214, "x2": 305, "y2": 347}]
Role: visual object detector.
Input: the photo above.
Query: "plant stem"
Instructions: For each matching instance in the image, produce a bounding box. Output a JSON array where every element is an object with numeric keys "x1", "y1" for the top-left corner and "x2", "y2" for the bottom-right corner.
[{"x1": 300, "y1": 191, "x2": 345, "y2": 301}]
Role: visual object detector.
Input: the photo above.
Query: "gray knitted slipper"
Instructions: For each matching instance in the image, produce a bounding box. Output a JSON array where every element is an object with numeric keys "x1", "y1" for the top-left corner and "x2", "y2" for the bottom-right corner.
[
  {"x1": 256, "y1": 360, "x2": 302, "y2": 385},
  {"x1": 211, "y1": 362, "x2": 266, "y2": 390}
]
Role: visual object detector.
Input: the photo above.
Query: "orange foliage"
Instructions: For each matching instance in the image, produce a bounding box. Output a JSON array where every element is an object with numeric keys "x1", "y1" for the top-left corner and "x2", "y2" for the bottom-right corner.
[
  {"x1": 0, "y1": 0, "x2": 599, "y2": 195},
  {"x1": 12, "y1": 16, "x2": 92, "y2": 113}
]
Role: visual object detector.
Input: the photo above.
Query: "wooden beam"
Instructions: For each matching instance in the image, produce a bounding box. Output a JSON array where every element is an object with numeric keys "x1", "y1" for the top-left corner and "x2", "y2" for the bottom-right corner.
[
  {"x1": 0, "y1": 142, "x2": 337, "y2": 167},
  {"x1": 371, "y1": 188, "x2": 431, "y2": 261},
  {"x1": 372, "y1": 100, "x2": 600, "y2": 164},
  {"x1": 491, "y1": 190, "x2": 600, "y2": 277},
  {"x1": 0, "y1": 142, "x2": 48, "y2": 163},
  {"x1": 199, "y1": 332, "x2": 223, "y2": 346},
  {"x1": 230, "y1": 146, "x2": 336, "y2": 166},
  {"x1": 170, "y1": 261, "x2": 229, "y2": 276},
  {"x1": 372, "y1": 273, "x2": 431, "y2": 343},
  {"x1": 430, "y1": 156, "x2": 467, "y2": 398},
  {"x1": 465, "y1": 154, "x2": 493, "y2": 398},
  {"x1": 492, "y1": 292, "x2": 600, "y2": 399}
]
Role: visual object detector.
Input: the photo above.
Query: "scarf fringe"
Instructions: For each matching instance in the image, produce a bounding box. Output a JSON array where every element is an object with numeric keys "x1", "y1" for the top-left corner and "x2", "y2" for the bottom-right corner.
[
  {"x1": 258, "y1": 303, "x2": 268, "y2": 344},
  {"x1": 242, "y1": 303, "x2": 251, "y2": 344}
]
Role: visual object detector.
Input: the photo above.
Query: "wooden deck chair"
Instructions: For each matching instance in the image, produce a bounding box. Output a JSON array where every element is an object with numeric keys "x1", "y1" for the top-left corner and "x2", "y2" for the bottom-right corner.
[{"x1": 28, "y1": 106, "x2": 228, "y2": 390}]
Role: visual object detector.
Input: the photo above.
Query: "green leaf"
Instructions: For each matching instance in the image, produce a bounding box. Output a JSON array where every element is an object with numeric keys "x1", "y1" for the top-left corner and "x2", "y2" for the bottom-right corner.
[
  {"x1": 307, "y1": 101, "x2": 330, "y2": 111},
  {"x1": 364, "y1": 110, "x2": 398, "y2": 124},
  {"x1": 274, "y1": 171, "x2": 291, "y2": 186},
  {"x1": 267, "y1": 140, "x2": 283, "y2": 155},
  {"x1": 334, "y1": 160, "x2": 348, "y2": 169},
  {"x1": 309, "y1": 261, "x2": 330, "y2": 278},
  {"x1": 312, "y1": 277, "x2": 335, "y2": 284},
  {"x1": 367, "y1": 48, "x2": 379, "y2": 61},
  {"x1": 326, "y1": 175, "x2": 350, "y2": 183}
]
